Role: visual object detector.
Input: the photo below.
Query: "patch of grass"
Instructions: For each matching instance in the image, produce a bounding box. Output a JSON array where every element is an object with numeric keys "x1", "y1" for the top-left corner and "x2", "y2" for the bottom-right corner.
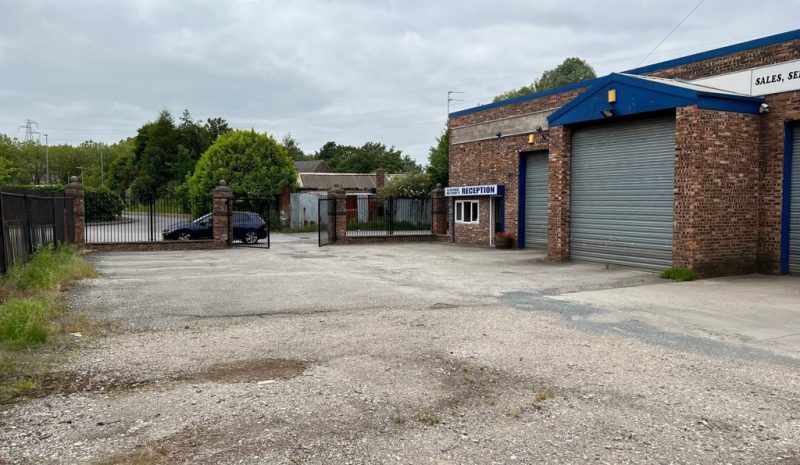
[
  {"x1": 414, "y1": 410, "x2": 441, "y2": 426},
  {"x1": 0, "y1": 298, "x2": 59, "y2": 349},
  {"x1": 533, "y1": 388, "x2": 555, "y2": 403},
  {"x1": 0, "y1": 244, "x2": 97, "y2": 403},
  {"x1": 506, "y1": 406, "x2": 525, "y2": 419},
  {"x1": 2, "y1": 243, "x2": 96, "y2": 293},
  {"x1": 0, "y1": 357, "x2": 42, "y2": 403},
  {"x1": 390, "y1": 414, "x2": 408, "y2": 425},
  {"x1": 660, "y1": 266, "x2": 695, "y2": 282},
  {"x1": 0, "y1": 244, "x2": 96, "y2": 350}
]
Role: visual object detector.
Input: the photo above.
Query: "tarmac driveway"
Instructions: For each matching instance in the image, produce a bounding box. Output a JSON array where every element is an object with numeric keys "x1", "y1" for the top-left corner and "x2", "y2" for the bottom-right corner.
[{"x1": 3, "y1": 235, "x2": 800, "y2": 464}]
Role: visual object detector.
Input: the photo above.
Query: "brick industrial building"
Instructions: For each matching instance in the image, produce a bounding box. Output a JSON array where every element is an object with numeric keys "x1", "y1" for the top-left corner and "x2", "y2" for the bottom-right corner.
[{"x1": 447, "y1": 29, "x2": 800, "y2": 276}]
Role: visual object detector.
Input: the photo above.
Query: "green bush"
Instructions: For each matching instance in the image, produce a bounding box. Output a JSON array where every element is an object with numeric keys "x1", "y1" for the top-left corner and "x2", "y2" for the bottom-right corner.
[
  {"x1": 660, "y1": 266, "x2": 695, "y2": 282},
  {"x1": 85, "y1": 187, "x2": 125, "y2": 222},
  {"x1": 0, "y1": 298, "x2": 54, "y2": 349}
]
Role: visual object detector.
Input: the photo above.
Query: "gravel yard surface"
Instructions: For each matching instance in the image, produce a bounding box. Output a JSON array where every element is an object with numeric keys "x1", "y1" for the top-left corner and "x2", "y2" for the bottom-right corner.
[{"x1": 2, "y1": 235, "x2": 799, "y2": 464}]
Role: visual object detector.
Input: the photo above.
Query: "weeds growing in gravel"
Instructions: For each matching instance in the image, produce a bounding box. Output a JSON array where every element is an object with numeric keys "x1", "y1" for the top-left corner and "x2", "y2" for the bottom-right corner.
[
  {"x1": 660, "y1": 266, "x2": 695, "y2": 282},
  {"x1": 0, "y1": 244, "x2": 96, "y2": 350},
  {"x1": 0, "y1": 244, "x2": 96, "y2": 403}
]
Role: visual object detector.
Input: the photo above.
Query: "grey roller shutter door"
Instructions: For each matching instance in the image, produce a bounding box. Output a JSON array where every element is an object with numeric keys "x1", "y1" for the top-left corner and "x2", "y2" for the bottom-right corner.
[
  {"x1": 790, "y1": 126, "x2": 800, "y2": 273},
  {"x1": 571, "y1": 116, "x2": 675, "y2": 270},
  {"x1": 524, "y1": 152, "x2": 548, "y2": 247}
]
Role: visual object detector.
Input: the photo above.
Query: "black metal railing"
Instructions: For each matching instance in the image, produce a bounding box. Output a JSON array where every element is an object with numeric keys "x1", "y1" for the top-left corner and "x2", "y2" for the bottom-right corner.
[
  {"x1": 344, "y1": 196, "x2": 432, "y2": 237},
  {"x1": 229, "y1": 197, "x2": 273, "y2": 248},
  {"x1": 0, "y1": 190, "x2": 75, "y2": 273},
  {"x1": 85, "y1": 194, "x2": 212, "y2": 244},
  {"x1": 318, "y1": 197, "x2": 335, "y2": 246}
]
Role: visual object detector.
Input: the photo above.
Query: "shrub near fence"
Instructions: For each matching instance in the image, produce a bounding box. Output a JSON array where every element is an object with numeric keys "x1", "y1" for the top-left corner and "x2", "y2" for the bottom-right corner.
[{"x1": 84, "y1": 188, "x2": 124, "y2": 223}]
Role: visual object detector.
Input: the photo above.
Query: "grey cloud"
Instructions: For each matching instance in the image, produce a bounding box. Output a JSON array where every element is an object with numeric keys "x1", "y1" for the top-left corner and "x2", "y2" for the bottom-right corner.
[{"x1": 0, "y1": 0, "x2": 798, "y2": 163}]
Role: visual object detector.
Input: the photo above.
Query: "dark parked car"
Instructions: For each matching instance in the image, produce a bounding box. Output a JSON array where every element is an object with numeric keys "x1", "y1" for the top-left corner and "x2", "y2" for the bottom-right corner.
[{"x1": 162, "y1": 211, "x2": 268, "y2": 244}]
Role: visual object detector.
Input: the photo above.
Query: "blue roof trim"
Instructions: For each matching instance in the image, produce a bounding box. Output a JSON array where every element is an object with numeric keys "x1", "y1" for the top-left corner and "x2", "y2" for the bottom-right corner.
[
  {"x1": 624, "y1": 29, "x2": 800, "y2": 75},
  {"x1": 448, "y1": 78, "x2": 599, "y2": 119},
  {"x1": 547, "y1": 73, "x2": 763, "y2": 127},
  {"x1": 449, "y1": 28, "x2": 800, "y2": 120}
]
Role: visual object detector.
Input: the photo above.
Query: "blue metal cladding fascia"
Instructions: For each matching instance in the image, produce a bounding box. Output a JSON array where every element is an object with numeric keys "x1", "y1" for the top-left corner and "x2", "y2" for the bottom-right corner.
[
  {"x1": 517, "y1": 154, "x2": 526, "y2": 249},
  {"x1": 696, "y1": 94, "x2": 762, "y2": 114},
  {"x1": 548, "y1": 73, "x2": 763, "y2": 127},
  {"x1": 780, "y1": 122, "x2": 794, "y2": 274},
  {"x1": 624, "y1": 29, "x2": 800, "y2": 75}
]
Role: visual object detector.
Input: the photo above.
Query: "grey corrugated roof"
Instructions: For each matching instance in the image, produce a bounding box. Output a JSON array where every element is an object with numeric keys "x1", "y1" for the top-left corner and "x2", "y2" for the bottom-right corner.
[
  {"x1": 294, "y1": 160, "x2": 331, "y2": 173},
  {"x1": 297, "y1": 173, "x2": 376, "y2": 191}
]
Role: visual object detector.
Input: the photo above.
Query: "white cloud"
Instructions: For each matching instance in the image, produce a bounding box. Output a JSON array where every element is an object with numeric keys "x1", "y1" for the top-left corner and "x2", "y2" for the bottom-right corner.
[{"x1": 0, "y1": 0, "x2": 798, "y2": 162}]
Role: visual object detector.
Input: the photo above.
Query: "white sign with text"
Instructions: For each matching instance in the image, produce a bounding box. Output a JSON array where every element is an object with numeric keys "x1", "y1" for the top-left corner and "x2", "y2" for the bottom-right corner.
[{"x1": 692, "y1": 59, "x2": 800, "y2": 96}]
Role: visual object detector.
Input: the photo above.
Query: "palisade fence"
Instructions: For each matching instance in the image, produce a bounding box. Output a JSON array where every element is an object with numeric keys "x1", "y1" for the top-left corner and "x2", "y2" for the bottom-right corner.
[
  {"x1": 345, "y1": 196, "x2": 432, "y2": 237},
  {"x1": 85, "y1": 194, "x2": 212, "y2": 244},
  {"x1": 0, "y1": 189, "x2": 75, "y2": 274}
]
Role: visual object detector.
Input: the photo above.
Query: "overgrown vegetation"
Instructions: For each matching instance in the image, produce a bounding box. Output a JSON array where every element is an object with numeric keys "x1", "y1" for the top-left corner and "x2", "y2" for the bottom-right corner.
[
  {"x1": 0, "y1": 244, "x2": 96, "y2": 403},
  {"x1": 660, "y1": 266, "x2": 695, "y2": 282}
]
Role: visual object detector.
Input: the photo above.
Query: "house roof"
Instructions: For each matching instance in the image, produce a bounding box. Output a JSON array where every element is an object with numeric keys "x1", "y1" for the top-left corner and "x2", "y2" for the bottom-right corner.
[
  {"x1": 547, "y1": 73, "x2": 763, "y2": 127},
  {"x1": 294, "y1": 160, "x2": 331, "y2": 173},
  {"x1": 297, "y1": 173, "x2": 376, "y2": 191}
]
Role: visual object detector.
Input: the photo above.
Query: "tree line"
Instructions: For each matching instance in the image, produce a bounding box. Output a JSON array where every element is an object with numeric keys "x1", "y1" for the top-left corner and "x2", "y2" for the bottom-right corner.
[{"x1": 0, "y1": 109, "x2": 450, "y2": 199}]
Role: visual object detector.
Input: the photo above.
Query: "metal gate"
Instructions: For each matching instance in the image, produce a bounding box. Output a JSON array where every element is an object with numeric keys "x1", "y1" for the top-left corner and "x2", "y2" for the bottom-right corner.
[
  {"x1": 318, "y1": 197, "x2": 335, "y2": 246},
  {"x1": 570, "y1": 116, "x2": 675, "y2": 270},
  {"x1": 230, "y1": 197, "x2": 272, "y2": 249},
  {"x1": 0, "y1": 190, "x2": 75, "y2": 274},
  {"x1": 789, "y1": 125, "x2": 800, "y2": 273},
  {"x1": 524, "y1": 151, "x2": 548, "y2": 247}
]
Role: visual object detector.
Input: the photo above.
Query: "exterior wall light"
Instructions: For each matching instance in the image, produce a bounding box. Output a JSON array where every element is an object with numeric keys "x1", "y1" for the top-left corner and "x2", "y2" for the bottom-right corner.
[
  {"x1": 601, "y1": 108, "x2": 614, "y2": 118},
  {"x1": 534, "y1": 125, "x2": 550, "y2": 141}
]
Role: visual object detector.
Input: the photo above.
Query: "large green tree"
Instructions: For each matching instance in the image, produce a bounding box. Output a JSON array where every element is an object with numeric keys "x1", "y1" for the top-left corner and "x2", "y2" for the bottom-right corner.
[
  {"x1": 282, "y1": 133, "x2": 311, "y2": 160},
  {"x1": 493, "y1": 57, "x2": 596, "y2": 102},
  {"x1": 426, "y1": 129, "x2": 449, "y2": 187},
  {"x1": 313, "y1": 141, "x2": 419, "y2": 173},
  {"x1": 128, "y1": 109, "x2": 230, "y2": 197},
  {"x1": 185, "y1": 130, "x2": 297, "y2": 198}
]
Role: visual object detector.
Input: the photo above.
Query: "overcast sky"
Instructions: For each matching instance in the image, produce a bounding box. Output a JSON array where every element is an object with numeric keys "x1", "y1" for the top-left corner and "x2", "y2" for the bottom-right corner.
[{"x1": 1, "y1": 0, "x2": 798, "y2": 164}]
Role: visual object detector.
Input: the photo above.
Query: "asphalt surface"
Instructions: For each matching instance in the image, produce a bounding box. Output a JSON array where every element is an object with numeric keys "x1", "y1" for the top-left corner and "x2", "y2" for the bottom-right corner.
[
  {"x1": 72, "y1": 233, "x2": 800, "y2": 359},
  {"x1": 86, "y1": 213, "x2": 193, "y2": 243},
  {"x1": 3, "y1": 235, "x2": 799, "y2": 465}
]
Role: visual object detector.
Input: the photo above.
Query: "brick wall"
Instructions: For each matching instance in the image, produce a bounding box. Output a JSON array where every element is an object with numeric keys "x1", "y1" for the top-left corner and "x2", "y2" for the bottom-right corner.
[
  {"x1": 673, "y1": 106, "x2": 761, "y2": 276},
  {"x1": 546, "y1": 126, "x2": 571, "y2": 260},
  {"x1": 449, "y1": 91, "x2": 583, "y2": 128},
  {"x1": 453, "y1": 197, "x2": 492, "y2": 246},
  {"x1": 647, "y1": 39, "x2": 800, "y2": 81},
  {"x1": 449, "y1": 134, "x2": 550, "y2": 247},
  {"x1": 448, "y1": 35, "x2": 800, "y2": 271},
  {"x1": 758, "y1": 91, "x2": 800, "y2": 273}
]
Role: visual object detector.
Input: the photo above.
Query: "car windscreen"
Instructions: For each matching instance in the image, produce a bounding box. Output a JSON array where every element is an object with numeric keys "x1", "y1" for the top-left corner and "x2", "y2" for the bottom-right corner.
[{"x1": 193, "y1": 213, "x2": 212, "y2": 223}]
